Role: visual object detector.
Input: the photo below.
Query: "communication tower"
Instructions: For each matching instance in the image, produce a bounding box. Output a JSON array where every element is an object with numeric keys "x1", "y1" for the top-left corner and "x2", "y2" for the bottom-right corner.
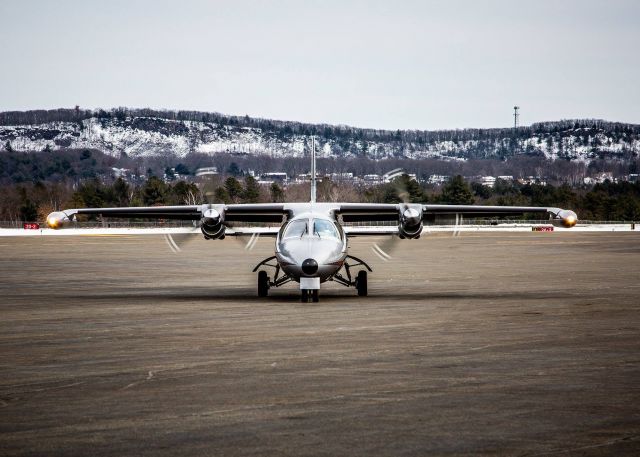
[{"x1": 513, "y1": 106, "x2": 520, "y2": 129}]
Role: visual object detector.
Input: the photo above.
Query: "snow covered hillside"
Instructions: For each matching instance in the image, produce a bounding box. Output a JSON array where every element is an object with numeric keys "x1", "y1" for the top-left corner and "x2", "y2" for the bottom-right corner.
[{"x1": 1, "y1": 109, "x2": 639, "y2": 163}]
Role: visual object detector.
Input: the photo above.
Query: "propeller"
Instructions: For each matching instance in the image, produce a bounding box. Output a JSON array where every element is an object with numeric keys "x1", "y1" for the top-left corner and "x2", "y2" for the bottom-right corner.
[
  {"x1": 369, "y1": 173, "x2": 421, "y2": 262},
  {"x1": 240, "y1": 232, "x2": 260, "y2": 251},
  {"x1": 371, "y1": 235, "x2": 397, "y2": 262},
  {"x1": 163, "y1": 228, "x2": 201, "y2": 254},
  {"x1": 452, "y1": 213, "x2": 463, "y2": 237}
]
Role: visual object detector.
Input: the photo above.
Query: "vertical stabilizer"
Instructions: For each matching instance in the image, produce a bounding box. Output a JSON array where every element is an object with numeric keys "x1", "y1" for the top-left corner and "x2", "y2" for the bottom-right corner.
[{"x1": 310, "y1": 136, "x2": 317, "y2": 203}]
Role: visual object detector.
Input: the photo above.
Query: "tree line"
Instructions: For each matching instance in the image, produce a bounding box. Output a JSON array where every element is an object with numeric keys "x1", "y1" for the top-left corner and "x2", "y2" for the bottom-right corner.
[
  {"x1": 3, "y1": 148, "x2": 638, "y2": 188},
  {"x1": 2, "y1": 174, "x2": 639, "y2": 224}
]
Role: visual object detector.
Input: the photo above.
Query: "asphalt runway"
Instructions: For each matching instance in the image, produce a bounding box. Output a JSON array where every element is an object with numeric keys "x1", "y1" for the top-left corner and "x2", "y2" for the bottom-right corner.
[{"x1": 1, "y1": 232, "x2": 639, "y2": 456}]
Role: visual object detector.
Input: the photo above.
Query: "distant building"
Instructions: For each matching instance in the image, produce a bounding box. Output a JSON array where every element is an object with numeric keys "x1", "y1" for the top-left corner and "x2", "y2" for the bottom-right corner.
[
  {"x1": 195, "y1": 167, "x2": 218, "y2": 177},
  {"x1": 518, "y1": 176, "x2": 547, "y2": 186},
  {"x1": 330, "y1": 172, "x2": 354, "y2": 182},
  {"x1": 163, "y1": 167, "x2": 183, "y2": 182},
  {"x1": 383, "y1": 168, "x2": 416, "y2": 183},
  {"x1": 111, "y1": 167, "x2": 130, "y2": 179},
  {"x1": 383, "y1": 168, "x2": 404, "y2": 183},
  {"x1": 497, "y1": 175, "x2": 514, "y2": 181},
  {"x1": 481, "y1": 176, "x2": 496, "y2": 188},
  {"x1": 363, "y1": 174, "x2": 382, "y2": 185},
  {"x1": 584, "y1": 173, "x2": 616, "y2": 185},
  {"x1": 428, "y1": 174, "x2": 450, "y2": 185},
  {"x1": 261, "y1": 172, "x2": 288, "y2": 183}
]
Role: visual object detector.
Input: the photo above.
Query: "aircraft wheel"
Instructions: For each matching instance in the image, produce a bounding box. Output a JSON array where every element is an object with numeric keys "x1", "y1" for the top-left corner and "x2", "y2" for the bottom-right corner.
[
  {"x1": 356, "y1": 270, "x2": 368, "y2": 296},
  {"x1": 301, "y1": 289, "x2": 309, "y2": 302},
  {"x1": 258, "y1": 271, "x2": 269, "y2": 297},
  {"x1": 311, "y1": 289, "x2": 319, "y2": 303}
]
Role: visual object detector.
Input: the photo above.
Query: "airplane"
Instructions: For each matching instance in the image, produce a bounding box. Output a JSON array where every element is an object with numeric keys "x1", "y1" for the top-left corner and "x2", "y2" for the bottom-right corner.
[{"x1": 46, "y1": 139, "x2": 578, "y2": 302}]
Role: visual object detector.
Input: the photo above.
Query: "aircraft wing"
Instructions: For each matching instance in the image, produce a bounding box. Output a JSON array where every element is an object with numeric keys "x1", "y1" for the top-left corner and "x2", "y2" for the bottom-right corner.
[
  {"x1": 335, "y1": 203, "x2": 578, "y2": 235},
  {"x1": 422, "y1": 204, "x2": 566, "y2": 218},
  {"x1": 46, "y1": 203, "x2": 289, "y2": 229}
]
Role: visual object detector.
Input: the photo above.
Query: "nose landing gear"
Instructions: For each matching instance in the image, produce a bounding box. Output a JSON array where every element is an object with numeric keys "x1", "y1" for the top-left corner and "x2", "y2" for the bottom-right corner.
[{"x1": 301, "y1": 289, "x2": 319, "y2": 303}]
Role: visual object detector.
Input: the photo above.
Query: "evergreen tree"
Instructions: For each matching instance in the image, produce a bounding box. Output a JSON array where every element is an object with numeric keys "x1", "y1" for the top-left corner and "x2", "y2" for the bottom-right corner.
[
  {"x1": 439, "y1": 175, "x2": 474, "y2": 204},
  {"x1": 224, "y1": 177, "x2": 243, "y2": 202},
  {"x1": 227, "y1": 162, "x2": 242, "y2": 177},
  {"x1": 18, "y1": 186, "x2": 38, "y2": 222},
  {"x1": 242, "y1": 176, "x2": 261, "y2": 203},
  {"x1": 214, "y1": 186, "x2": 230, "y2": 203},
  {"x1": 112, "y1": 178, "x2": 130, "y2": 206},
  {"x1": 270, "y1": 182, "x2": 284, "y2": 202},
  {"x1": 73, "y1": 179, "x2": 106, "y2": 208},
  {"x1": 383, "y1": 174, "x2": 424, "y2": 203},
  {"x1": 172, "y1": 181, "x2": 200, "y2": 205},
  {"x1": 141, "y1": 177, "x2": 168, "y2": 205},
  {"x1": 164, "y1": 167, "x2": 176, "y2": 181}
]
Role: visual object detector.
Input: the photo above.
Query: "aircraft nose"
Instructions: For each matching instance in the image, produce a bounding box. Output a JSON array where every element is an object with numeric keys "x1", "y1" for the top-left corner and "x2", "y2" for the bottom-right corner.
[{"x1": 301, "y1": 258, "x2": 318, "y2": 275}]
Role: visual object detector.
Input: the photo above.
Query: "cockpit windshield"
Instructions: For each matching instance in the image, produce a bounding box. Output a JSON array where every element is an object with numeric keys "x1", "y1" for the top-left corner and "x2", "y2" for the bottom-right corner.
[
  {"x1": 312, "y1": 219, "x2": 340, "y2": 239},
  {"x1": 282, "y1": 219, "x2": 308, "y2": 239}
]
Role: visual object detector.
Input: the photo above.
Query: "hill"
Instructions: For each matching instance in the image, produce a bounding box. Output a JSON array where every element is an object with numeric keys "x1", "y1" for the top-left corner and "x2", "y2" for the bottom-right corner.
[{"x1": 1, "y1": 108, "x2": 639, "y2": 163}]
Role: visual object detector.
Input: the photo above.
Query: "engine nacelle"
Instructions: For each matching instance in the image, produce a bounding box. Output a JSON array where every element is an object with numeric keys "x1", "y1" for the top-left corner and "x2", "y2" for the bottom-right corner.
[
  {"x1": 46, "y1": 211, "x2": 72, "y2": 229},
  {"x1": 554, "y1": 209, "x2": 578, "y2": 228},
  {"x1": 200, "y1": 209, "x2": 226, "y2": 239},
  {"x1": 398, "y1": 206, "x2": 423, "y2": 239}
]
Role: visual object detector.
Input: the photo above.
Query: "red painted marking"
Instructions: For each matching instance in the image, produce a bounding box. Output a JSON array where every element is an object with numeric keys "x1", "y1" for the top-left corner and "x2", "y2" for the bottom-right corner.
[{"x1": 532, "y1": 226, "x2": 554, "y2": 232}]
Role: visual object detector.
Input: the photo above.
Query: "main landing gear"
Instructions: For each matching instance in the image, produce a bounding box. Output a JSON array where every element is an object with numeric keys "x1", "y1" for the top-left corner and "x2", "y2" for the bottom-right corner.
[
  {"x1": 356, "y1": 270, "x2": 367, "y2": 296},
  {"x1": 253, "y1": 256, "x2": 292, "y2": 298},
  {"x1": 253, "y1": 255, "x2": 373, "y2": 302},
  {"x1": 330, "y1": 255, "x2": 372, "y2": 297}
]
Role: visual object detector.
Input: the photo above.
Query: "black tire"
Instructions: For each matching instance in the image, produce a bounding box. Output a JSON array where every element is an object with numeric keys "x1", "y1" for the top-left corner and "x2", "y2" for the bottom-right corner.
[
  {"x1": 258, "y1": 271, "x2": 269, "y2": 297},
  {"x1": 311, "y1": 289, "x2": 319, "y2": 302},
  {"x1": 301, "y1": 289, "x2": 309, "y2": 302},
  {"x1": 356, "y1": 270, "x2": 368, "y2": 296}
]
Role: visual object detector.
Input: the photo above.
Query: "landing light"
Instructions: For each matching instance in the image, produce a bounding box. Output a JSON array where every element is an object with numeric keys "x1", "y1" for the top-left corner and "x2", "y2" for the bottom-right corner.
[
  {"x1": 557, "y1": 210, "x2": 578, "y2": 228},
  {"x1": 46, "y1": 212, "x2": 68, "y2": 229}
]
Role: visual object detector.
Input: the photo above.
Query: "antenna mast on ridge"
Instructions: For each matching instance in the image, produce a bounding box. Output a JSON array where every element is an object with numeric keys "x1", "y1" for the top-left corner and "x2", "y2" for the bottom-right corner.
[{"x1": 310, "y1": 136, "x2": 317, "y2": 203}]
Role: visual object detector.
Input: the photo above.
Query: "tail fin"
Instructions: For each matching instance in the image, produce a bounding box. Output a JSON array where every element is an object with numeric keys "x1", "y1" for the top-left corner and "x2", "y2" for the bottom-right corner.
[{"x1": 310, "y1": 136, "x2": 317, "y2": 203}]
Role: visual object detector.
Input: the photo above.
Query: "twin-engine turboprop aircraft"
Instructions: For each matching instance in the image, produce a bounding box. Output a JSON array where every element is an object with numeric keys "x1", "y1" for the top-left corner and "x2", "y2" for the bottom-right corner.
[{"x1": 47, "y1": 141, "x2": 578, "y2": 302}]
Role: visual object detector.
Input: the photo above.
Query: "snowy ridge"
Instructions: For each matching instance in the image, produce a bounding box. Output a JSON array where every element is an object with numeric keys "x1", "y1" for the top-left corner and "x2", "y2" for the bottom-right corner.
[{"x1": 1, "y1": 115, "x2": 639, "y2": 162}]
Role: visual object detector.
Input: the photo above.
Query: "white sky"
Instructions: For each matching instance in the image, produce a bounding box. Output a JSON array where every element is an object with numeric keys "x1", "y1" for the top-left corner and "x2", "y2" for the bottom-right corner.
[{"x1": 1, "y1": 0, "x2": 638, "y2": 130}]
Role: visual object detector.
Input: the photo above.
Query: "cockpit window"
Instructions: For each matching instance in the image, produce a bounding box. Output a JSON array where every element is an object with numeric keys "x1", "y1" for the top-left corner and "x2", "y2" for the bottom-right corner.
[
  {"x1": 313, "y1": 219, "x2": 340, "y2": 239},
  {"x1": 283, "y1": 219, "x2": 308, "y2": 239}
]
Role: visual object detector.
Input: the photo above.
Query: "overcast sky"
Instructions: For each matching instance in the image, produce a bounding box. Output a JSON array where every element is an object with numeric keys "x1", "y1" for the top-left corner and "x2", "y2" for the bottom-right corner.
[{"x1": 1, "y1": 0, "x2": 638, "y2": 130}]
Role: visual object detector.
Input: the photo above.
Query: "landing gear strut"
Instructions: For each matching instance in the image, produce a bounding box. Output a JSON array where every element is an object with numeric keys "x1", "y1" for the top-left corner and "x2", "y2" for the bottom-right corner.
[
  {"x1": 330, "y1": 255, "x2": 372, "y2": 297},
  {"x1": 253, "y1": 256, "x2": 293, "y2": 297},
  {"x1": 254, "y1": 255, "x2": 373, "y2": 300},
  {"x1": 301, "y1": 289, "x2": 319, "y2": 303}
]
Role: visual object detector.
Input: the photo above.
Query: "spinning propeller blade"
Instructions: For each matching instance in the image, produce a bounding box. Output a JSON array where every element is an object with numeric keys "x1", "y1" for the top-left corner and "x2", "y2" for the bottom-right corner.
[{"x1": 163, "y1": 227, "x2": 201, "y2": 254}]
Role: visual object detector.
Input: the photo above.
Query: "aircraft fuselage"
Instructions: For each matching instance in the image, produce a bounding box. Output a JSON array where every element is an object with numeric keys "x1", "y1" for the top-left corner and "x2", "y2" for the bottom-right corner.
[{"x1": 275, "y1": 211, "x2": 348, "y2": 283}]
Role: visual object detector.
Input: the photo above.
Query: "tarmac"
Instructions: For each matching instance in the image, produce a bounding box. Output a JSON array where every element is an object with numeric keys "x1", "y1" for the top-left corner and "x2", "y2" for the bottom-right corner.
[{"x1": 0, "y1": 231, "x2": 639, "y2": 456}]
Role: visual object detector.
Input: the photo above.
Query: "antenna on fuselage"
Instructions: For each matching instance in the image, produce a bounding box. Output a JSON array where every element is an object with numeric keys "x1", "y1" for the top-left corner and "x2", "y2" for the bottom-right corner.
[{"x1": 310, "y1": 136, "x2": 317, "y2": 203}]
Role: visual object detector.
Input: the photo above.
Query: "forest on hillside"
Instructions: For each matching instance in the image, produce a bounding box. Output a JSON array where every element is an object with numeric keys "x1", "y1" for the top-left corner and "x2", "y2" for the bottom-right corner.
[
  {"x1": 3, "y1": 172, "x2": 639, "y2": 225},
  {"x1": 1, "y1": 108, "x2": 639, "y2": 163},
  {"x1": 1, "y1": 148, "x2": 638, "y2": 187},
  {"x1": 2, "y1": 108, "x2": 640, "y2": 144}
]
